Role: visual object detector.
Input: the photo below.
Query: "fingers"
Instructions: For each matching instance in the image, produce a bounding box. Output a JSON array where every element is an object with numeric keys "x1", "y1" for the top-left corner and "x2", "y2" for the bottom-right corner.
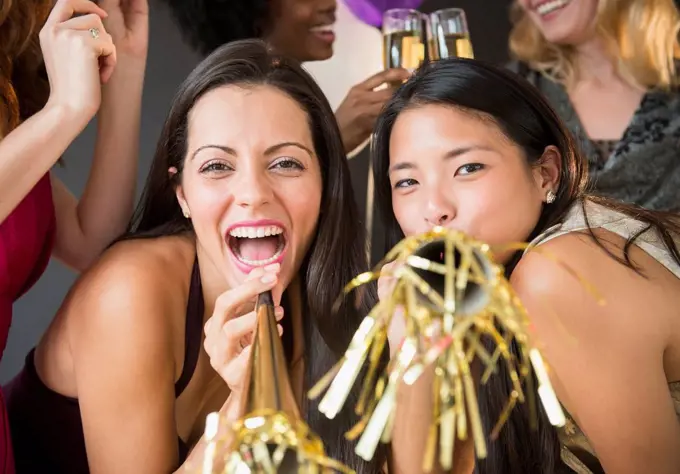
[
  {"x1": 98, "y1": 47, "x2": 117, "y2": 83},
  {"x1": 56, "y1": 13, "x2": 117, "y2": 82},
  {"x1": 356, "y1": 68, "x2": 410, "y2": 91},
  {"x1": 219, "y1": 345, "x2": 252, "y2": 388},
  {"x1": 222, "y1": 306, "x2": 284, "y2": 353},
  {"x1": 57, "y1": 12, "x2": 105, "y2": 31},
  {"x1": 378, "y1": 260, "x2": 402, "y2": 301},
  {"x1": 45, "y1": 0, "x2": 108, "y2": 26},
  {"x1": 203, "y1": 263, "x2": 283, "y2": 390},
  {"x1": 364, "y1": 86, "x2": 400, "y2": 104},
  {"x1": 208, "y1": 263, "x2": 280, "y2": 331},
  {"x1": 206, "y1": 313, "x2": 284, "y2": 389}
]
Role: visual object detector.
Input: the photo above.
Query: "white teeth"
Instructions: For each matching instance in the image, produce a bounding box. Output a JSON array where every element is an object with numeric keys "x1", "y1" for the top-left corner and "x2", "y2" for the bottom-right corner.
[
  {"x1": 310, "y1": 24, "x2": 334, "y2": 33},
  {"x1": 236, "y1": 244, "x2": 285, "y2": 267},
  {"x1": 228, "y1": 225, "x2": 284, "y2": 239},
  {"x1": 536, "y1": 0, "x2": 570, "y2": 15},
  {"x1": 228, "y1": 225, "x2": 286, "y2": 267}
]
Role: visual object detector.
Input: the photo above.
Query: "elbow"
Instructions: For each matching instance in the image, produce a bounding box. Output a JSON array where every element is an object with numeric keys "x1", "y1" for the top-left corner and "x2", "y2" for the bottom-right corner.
[
  {"x1": 61, "y1": 248, "x2": 101, "y2": 273},
  {"x1": 56, "y1": 234, "x2": 117, "y2": 273}
]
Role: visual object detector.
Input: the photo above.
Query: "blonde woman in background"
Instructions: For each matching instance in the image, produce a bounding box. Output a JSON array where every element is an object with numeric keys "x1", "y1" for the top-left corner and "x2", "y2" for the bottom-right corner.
[{"x1": 508, "y1": 0, "x2": 680, "y2": 212}]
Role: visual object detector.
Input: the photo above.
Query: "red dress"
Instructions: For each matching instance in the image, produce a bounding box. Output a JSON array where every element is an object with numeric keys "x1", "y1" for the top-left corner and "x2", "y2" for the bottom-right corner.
[{"x1": 0, "y1": 174, "x2": 56, "y2": 473}]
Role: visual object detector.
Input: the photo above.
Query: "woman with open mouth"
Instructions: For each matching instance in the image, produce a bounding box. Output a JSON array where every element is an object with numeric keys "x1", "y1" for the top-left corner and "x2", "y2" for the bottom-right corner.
[
  {"x1": 373, "y1": 57, "x2": 680, "y2": 474},
  {"x1": 1, "y1": 39, "x2": 419, "y2": 474},
  {"x1": 161, "y1": 0, "x2": 410, "y2": 156}
]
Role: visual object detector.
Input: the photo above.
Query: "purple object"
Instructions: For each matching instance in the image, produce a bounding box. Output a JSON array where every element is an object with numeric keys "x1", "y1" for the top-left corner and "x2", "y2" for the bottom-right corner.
[{"x1": 344, "y1": 0, "x2": 425, "y2": 28}]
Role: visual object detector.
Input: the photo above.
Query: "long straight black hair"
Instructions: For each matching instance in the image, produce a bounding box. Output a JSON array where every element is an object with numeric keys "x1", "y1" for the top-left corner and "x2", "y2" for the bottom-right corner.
[
  {"x1": 371, "y1": 57, "x2": 680, "y2": 473},
  {"x1": 119, "y1": 39, "x2": 386, "y2": 473}
]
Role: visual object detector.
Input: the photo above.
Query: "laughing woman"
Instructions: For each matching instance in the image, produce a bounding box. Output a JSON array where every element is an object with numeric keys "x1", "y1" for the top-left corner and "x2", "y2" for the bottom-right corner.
[
  {"x1": 507, "y1": 0, "x2": 680, "y2": 211},
  {"x1": 3, "y1": 39, "x2": 436, "y2": 474},
  {"x1": 372, "y1": 57, "x2": 680, "y2": 474}
]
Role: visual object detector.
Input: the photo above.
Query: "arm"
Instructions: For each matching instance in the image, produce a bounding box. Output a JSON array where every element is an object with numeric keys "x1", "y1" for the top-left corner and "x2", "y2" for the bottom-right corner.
[
  {"x1": 0, "y1": 0, "x2": 114, "y2": 225},
  {"x1": 68, "y1": 257, "x2": 182, "y2": 473},
  {"x1": 381, "y1": 270, "x2": 474, "y2": 473},
  {"x1": 511, "y1": 234, "x2": 680, "y2": 474},
  {"x1": 52, "y1": 58, "x2": 145, "y2": 270},
  {"x1": 389, "y1": 369, "x2": 475, "y2": 474},
  {"x1": 0, "y1": 105, "x2": 92, "y2": 224}
]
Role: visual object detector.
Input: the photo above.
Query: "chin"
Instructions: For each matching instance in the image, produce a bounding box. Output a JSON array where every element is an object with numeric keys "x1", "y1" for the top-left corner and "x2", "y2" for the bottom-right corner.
[{"x1": 303, "y1": 44, "x2": 334, "y2": 62}]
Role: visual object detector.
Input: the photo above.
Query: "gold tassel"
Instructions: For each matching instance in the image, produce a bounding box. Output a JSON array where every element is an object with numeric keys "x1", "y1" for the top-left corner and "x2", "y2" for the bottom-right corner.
[{"x1": 309, "y1": 228, "x2": 568, "y2": 471}]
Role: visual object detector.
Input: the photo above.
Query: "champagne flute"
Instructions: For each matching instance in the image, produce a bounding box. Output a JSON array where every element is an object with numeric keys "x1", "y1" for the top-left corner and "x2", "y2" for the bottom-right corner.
[
  {"x1": 430, "y1": 8, "x2": 474, "y2": 60},
  {"x1": 382, "y1": 9, "x2": 426, "y2": 74}
]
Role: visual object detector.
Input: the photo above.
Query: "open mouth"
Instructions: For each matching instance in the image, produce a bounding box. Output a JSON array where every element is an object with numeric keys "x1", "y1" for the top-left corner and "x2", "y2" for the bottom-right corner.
[
  {"x1": 535, "y1": 0, "x2": 571, "y2": 16},
  {"x1": 227, "y1": 224, "x2": 287, "y2": 268}
]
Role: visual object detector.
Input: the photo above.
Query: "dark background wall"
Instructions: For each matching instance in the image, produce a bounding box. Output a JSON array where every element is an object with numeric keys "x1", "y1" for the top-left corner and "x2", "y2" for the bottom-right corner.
[{"x1": 0, "y1": 0, "x2": 512, "y2": 382}]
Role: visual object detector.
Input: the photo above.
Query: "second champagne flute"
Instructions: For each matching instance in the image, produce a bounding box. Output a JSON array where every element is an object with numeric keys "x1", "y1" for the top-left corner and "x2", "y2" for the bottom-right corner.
[{"x1": 430, "y1": 8, "x2": 474, "y2": 60}]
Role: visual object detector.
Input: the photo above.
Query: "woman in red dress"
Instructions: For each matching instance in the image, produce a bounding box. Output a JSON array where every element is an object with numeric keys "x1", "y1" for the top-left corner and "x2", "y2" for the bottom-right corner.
[{"x1": 0, "y1": 0, "x2": 148, "y2": 470}]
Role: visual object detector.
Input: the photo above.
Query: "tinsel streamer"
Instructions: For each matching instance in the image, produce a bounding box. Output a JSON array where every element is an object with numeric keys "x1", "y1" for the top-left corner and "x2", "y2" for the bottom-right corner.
[{"x1": 308, "y1": 227, "x2": 574, "y2": 471}]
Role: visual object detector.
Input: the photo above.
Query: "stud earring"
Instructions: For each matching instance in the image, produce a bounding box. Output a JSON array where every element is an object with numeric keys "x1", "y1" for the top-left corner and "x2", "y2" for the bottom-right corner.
[
  {"x1": 546, "y1": 190, "x2": 556, "y2": 204},
  {"x1": 182, "y1": 208, "x2": 190, "y2": 219}
]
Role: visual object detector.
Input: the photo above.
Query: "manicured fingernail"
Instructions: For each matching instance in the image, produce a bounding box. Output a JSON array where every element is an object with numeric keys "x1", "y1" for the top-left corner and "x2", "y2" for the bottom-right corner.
[
  {"x1": 261, "y1": 273, "x2": 276, "y2": 283},
  {"x1": 264, "y1": 263, "x2": 280, "y2": 272},
  {"x1": 277, "y1": 324, "x2": 283, "y2": 334}
]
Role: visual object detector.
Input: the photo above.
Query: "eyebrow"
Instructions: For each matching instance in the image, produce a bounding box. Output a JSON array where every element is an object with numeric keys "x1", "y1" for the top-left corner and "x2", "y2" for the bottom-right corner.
[
  {"x1": 388, "y1": 145, "x2": 495, "y2": 174},
  {"x1": 190, "y1": 141, "x2": 314, "y2": 160}
]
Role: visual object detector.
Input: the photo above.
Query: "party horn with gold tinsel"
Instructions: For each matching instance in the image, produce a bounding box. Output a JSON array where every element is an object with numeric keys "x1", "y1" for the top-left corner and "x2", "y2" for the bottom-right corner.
[
  {"x1": 201, "y1": 291, "x2": 355, "y2": 474},
  {"x1": 307, "y1": 228, "x2": 567, "y2": 472}
]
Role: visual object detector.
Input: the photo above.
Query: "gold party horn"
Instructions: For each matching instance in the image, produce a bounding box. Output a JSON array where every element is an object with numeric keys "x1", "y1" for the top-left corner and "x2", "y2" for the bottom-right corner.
[
  {"x1": 309, "y1": 228, "x2": 566, "y2": 472},
  {"x1": 202, "y1": 291, "x2": 355, "y2": 474}
]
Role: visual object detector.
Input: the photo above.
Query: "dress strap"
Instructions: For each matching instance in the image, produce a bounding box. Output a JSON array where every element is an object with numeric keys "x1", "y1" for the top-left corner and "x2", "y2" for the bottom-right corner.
[{"x1": 174, "y1": 259, "x2": 204, "y2": 397}]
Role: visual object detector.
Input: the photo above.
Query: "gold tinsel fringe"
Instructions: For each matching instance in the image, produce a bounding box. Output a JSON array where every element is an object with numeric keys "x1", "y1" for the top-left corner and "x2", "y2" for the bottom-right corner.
[{"x1": 308, "y1": 228, "x2": 569, "y2": 472}]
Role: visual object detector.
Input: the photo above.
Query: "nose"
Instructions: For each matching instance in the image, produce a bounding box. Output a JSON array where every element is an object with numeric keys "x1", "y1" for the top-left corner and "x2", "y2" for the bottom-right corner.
[
  {"x1": 233, "y1": 168, "x2": 273, "y2": 209},
  {"x1": 424, "y1": 188, "x2": 455, "y2": 228}
]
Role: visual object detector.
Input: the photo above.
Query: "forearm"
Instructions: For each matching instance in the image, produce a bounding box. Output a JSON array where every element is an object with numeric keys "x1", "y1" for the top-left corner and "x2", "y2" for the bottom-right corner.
[
  {"x1": 77, "y1": 57, "x2": 145, "y2": 249},
  {"x1": 390, "y1": 368, "x2": 475, "y2": 474},
  {"x1": 0, "y1": 104, "x2": 88, "y2": 223}
]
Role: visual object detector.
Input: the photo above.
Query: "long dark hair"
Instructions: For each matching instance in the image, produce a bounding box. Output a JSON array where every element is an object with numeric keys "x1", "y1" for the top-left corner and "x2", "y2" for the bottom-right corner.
[
  {"x1": 371, "y1": 57, "x2": 680, "y2": 473},
  {"x1": 121, "y1": 39, "x2": 386, "y2": 473}
]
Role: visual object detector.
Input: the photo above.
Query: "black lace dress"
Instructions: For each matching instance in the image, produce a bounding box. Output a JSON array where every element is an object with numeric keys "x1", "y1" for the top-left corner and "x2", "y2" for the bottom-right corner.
[{"x1": 508, "y1": 61, "x2": 680, "y2": 212}]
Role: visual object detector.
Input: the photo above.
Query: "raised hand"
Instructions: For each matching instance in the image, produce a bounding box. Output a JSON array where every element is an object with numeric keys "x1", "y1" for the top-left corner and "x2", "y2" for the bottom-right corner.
[
  {"x1": 98, "y1": 0, "x2": 149, "y2": 60},
  {"x1": 203, "y1": 264, "x2": 284, "y2": 393},
  {"x1": 335, "y1": 68, "x2": 410, "y2": 154},
  {"x1": 40, "y1": 0, "x2": 116, "y2": 119}
]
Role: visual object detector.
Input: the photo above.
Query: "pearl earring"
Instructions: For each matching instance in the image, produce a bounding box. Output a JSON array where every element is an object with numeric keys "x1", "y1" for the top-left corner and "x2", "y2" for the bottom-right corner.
[
  {"x1": 546, "y1": 190, "x2": 556, "y2": 204},
  {"x1": 183, "y1": 208, "x2": 190, "y2": 219}
]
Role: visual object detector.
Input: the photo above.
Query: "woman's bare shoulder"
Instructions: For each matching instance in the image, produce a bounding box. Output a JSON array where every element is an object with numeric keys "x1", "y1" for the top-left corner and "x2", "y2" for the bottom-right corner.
[
  {"x1": 78, "y1": 234, "x2": 193, "y2": 293},
  {"x1": 512, "y1": 229, "x2": 677, "y2": 340},
  {"x1": 60, "y1": 234, "x2": 196, "y2": 340}
]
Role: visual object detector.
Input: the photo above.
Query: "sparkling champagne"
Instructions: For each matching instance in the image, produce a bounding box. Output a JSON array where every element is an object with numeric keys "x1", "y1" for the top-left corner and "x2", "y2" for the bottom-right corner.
[
  {"x1": 432, "y1": 32, "x2": 474, "y2": 60},
  {"x1": 383, "y1": 30, "x2": 425, "y2": 72}
]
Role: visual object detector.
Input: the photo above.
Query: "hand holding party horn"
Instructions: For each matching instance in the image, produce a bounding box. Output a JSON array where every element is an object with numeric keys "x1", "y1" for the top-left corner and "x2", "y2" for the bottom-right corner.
[{"x1": 308, "y1": 228, "x2": 566, "y2": 472}]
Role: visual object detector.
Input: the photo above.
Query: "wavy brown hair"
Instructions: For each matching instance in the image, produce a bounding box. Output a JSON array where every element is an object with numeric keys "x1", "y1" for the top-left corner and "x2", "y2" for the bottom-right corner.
[
  {"x1": 509, "y1": 0, "x2": 680, "y2": 89},
  {"x1": 0, "y1": 0, "x2": 51, "y2": 138}
]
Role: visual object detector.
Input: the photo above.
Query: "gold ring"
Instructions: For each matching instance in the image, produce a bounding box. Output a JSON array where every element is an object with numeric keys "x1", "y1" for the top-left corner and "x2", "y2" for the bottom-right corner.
[{"x1": 89, "y1": 27, "x2": 100, "y2": 39}]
